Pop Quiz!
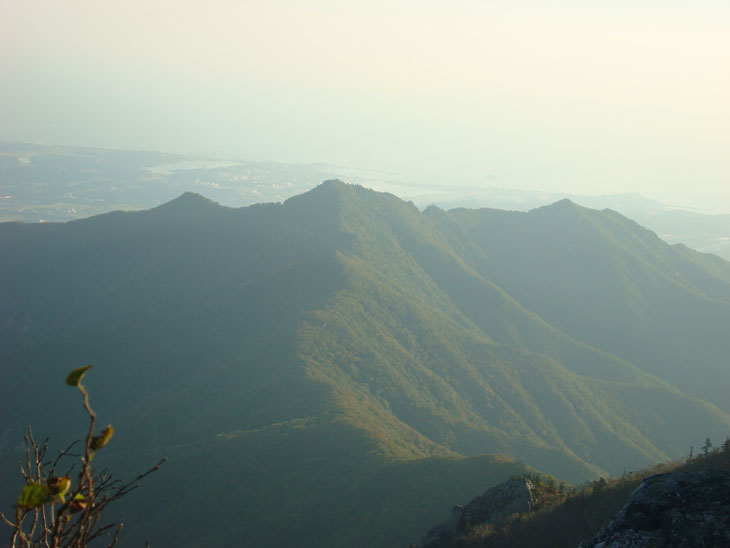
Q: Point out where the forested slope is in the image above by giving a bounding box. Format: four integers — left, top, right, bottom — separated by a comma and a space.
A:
2, 181, 728, 547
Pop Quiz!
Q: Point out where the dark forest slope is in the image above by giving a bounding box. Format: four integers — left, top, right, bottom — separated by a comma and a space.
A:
1, 181, 729, 547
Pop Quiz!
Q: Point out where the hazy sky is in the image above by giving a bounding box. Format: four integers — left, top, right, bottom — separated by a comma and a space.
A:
2, 0, 728, 211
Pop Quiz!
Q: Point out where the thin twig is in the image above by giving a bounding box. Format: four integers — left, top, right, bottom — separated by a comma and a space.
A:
11, 369, 164, 548
49, 440, 81, 478
107, 523, 124, 548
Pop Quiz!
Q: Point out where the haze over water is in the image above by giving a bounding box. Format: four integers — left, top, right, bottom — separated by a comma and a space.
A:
1, 0, 728, 212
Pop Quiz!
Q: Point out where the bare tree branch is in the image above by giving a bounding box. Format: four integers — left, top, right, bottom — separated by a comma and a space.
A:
4, 367, 164, 548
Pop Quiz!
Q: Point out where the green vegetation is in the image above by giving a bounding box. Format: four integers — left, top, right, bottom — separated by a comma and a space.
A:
440, 200, 730, 411
1, 367, 163, 547
2, 181, 729, 546
425, 437, 730, 547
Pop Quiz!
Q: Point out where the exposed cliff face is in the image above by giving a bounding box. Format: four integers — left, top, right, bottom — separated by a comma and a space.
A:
579, 470, 730, 548
419, 477, 538, 547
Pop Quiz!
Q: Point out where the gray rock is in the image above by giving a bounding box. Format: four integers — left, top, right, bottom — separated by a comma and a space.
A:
579, 470, 730, 548
419, 477, 537, 547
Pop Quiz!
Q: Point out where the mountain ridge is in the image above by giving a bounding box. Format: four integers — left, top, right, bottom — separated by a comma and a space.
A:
2, 181, 729, 547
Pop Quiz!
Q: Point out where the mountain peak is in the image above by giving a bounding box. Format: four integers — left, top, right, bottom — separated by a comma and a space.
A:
538, 198, 578, 209
319, 179, 348, 189
285, 179, 380, 212
300, 179, 350, 196
152, 192, 223, 216
528, 198, 587, 217
168, 191, 218, 207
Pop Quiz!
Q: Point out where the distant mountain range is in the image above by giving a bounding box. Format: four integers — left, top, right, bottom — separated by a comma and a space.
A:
0, 141, 366, 223
2, 141, 729, 262
394, 188, 730, 262
1, 181, 729, 547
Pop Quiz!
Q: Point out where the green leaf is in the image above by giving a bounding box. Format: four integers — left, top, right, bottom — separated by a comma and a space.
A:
47, 476, 71, 502
65, 365, 93, 387
69, 494, 87, 514
17, 483, 51, 509
90, 424, 114, 451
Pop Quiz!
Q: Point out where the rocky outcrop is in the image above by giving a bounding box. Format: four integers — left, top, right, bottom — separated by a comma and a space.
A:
579, 470, 730, 548
419, 477, 537, 547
